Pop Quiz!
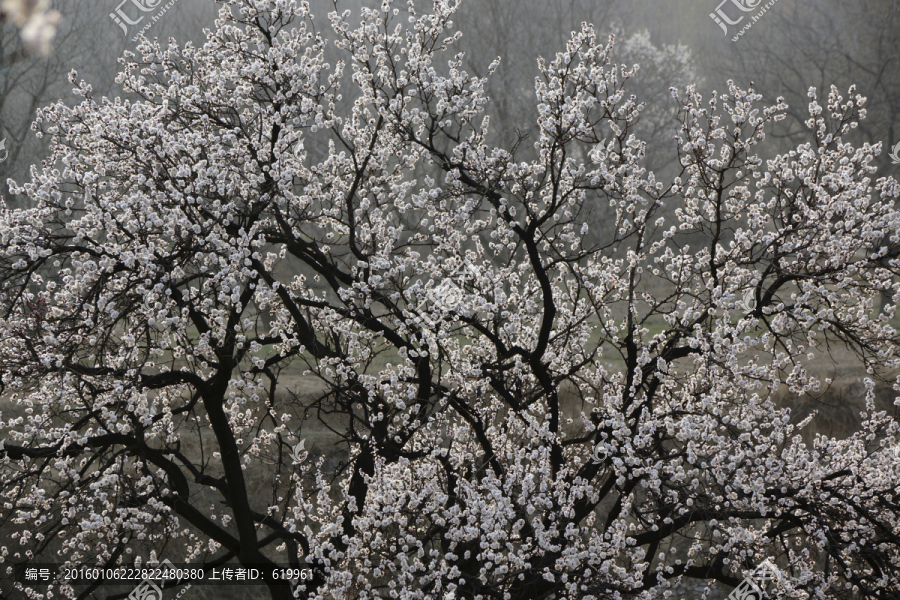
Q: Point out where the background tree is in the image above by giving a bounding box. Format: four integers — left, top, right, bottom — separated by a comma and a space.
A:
0, 0, 60, 55
0, 0, 124, 212
2, 1, 900, 600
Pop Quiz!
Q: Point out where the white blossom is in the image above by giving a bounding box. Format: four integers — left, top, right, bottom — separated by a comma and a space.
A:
0, 1, 898, 599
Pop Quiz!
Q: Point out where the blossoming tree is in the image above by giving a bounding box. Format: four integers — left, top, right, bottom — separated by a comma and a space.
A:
0, 0, 60, 54
1, 0, 899, 598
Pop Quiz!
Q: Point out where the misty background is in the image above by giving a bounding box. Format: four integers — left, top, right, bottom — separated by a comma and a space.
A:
3, 0, 897, 191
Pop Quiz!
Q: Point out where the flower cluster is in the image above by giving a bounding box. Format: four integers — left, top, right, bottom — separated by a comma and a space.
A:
0, 0, 60, 54
0, 1, 899, 598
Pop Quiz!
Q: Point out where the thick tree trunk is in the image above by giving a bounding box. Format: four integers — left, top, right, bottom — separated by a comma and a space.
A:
202, 378, 294, 599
